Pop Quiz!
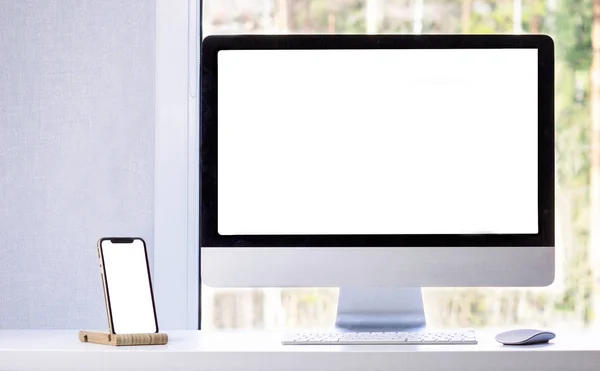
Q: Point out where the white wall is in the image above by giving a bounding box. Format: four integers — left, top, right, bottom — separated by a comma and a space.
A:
0, 0, 156, 329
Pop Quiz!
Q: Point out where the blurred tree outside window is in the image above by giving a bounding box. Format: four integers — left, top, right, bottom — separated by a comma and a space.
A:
201, 0, 600, 331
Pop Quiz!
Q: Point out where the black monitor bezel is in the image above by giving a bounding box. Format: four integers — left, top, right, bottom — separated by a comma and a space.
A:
201, 34, 554, 248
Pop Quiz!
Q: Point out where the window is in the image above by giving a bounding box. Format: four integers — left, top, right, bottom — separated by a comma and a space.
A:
201, 0, 600, 330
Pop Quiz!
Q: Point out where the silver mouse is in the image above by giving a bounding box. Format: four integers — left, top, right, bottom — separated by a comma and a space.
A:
495, 329, 556, 345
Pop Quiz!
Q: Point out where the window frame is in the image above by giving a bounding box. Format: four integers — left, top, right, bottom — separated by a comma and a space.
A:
154, 0, 201, 330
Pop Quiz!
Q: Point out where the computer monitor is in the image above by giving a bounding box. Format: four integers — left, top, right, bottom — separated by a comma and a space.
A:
200, 34, 555, 330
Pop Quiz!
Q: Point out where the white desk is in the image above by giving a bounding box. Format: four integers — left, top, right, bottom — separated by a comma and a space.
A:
1, 330, 599, 371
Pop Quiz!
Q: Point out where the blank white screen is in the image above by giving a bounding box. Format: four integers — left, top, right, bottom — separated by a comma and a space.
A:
218, 49, 538, 235
102, 239, 157, 334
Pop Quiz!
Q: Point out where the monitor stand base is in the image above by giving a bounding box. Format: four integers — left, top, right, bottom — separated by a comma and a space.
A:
334, 287, 426, 332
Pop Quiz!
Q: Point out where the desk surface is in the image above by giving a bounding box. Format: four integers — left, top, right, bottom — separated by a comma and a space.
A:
1, 330, 599, 371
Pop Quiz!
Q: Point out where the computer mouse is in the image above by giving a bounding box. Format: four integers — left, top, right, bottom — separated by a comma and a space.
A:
495, 329, 555, 345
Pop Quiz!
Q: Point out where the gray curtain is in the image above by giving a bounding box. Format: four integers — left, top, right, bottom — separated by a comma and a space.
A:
0, 0, 155, 329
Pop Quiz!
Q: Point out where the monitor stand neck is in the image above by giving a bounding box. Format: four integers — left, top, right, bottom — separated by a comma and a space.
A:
334, 287, 426, 331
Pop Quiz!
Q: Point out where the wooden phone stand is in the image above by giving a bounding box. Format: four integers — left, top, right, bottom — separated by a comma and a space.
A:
80, 238, 168, 346
78, 331, 168, 346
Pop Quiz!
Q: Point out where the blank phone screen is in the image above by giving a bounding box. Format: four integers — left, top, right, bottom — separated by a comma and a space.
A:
101, 239, 157, 334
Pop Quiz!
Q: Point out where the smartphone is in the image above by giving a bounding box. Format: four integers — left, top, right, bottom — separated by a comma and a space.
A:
97, 237, 158, 334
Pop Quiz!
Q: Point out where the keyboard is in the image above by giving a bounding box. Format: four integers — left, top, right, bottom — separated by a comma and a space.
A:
282, 330, 477, 345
